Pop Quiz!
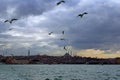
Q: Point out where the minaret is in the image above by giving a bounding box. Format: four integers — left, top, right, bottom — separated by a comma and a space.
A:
28, 50, 30, 57
2, 50, 4, 56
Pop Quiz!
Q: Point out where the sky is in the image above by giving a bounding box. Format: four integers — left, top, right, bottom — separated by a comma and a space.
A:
0, 0, 120, 58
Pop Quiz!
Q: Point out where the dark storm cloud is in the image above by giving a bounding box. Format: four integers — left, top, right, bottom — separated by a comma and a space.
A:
66, 1, 120, 50
0, 0, 57, 18
13, 0, 56, 17
41, 0, 120, 50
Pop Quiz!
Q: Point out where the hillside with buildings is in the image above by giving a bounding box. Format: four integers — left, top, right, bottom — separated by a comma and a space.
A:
0, 52, 120, 64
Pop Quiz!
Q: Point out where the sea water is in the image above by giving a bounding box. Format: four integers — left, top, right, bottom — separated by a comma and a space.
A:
0, 64, 120, 80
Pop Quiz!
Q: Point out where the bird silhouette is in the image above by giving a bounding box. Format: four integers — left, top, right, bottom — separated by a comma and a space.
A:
48, 32, 53, 35
60, 38, 66, 41
62, 31, 64, 34
8, 28, 14, 30
78, 12, 88, 18
56, 0, 65, 6
64, 46, 67, 51
4, 18, 18, 24
4, 20, 9, 23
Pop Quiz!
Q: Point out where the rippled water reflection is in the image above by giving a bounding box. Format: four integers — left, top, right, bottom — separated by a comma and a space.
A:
0, 65, 120, 80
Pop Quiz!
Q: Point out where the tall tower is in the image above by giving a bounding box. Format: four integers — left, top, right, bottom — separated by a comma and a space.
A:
28, 50, 30, 57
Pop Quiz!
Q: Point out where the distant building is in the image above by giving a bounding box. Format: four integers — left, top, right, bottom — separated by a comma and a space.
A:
12, 59, 30, 64
63, 53, 72, 58
115, 58, 120, 64
28, 50, 30, 57
0, 55, 3, 61
0, 55, 3, 58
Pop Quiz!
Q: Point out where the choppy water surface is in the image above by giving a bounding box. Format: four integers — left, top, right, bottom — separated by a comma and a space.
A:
0, 64, 120, 80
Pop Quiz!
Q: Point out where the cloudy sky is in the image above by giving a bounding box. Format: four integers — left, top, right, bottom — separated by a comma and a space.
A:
0, 0, 120, 58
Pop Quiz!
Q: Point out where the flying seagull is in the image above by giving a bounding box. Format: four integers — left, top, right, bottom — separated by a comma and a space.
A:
4, 18, 18, 24
8, 28, 14, 30
77, 12, 88, 18
48, 32, 53, 35
64, 46, 67, 51
62, 31, 64, 34
56, 0, 65, 6
60, 38, 66, 41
